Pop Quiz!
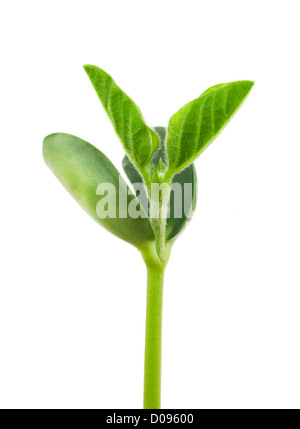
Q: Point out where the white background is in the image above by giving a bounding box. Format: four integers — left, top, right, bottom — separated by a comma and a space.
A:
1, 0, 300, 409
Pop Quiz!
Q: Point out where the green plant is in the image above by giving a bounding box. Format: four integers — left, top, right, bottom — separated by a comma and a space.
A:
43, 65, 254, 409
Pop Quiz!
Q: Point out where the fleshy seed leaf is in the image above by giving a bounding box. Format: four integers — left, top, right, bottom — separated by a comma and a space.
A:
43, 133, 155, 248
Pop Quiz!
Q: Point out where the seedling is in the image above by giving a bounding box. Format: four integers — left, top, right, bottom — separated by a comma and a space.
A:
43, 66, 253, 409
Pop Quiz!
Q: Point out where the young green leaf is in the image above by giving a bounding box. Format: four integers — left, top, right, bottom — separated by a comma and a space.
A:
84, 65, 159, 172
165, 80, 254, 177
43, 133, 155, 248
122, 127, 197, 241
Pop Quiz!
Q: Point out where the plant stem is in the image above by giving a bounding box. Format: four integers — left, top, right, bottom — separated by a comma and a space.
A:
149, 181, 171, 262
143, 262, 165, 409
